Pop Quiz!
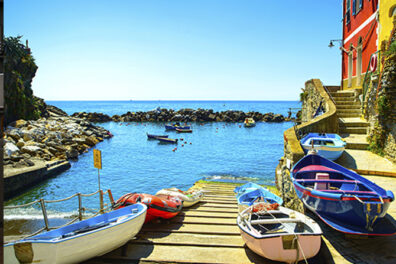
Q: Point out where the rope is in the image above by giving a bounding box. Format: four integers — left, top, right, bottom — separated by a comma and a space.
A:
4, 199, 41, 209
45, 193, 79, 203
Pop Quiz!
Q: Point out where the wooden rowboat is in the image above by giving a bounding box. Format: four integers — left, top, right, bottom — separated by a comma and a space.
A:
175, 128, 192, 133
237, 204, 322, 263
147, 133, 168, 139
4, 204, 147, 264
300, 133, 346, 161
244, 117, 256, 127
157, 137, 178, 144
292, 154, 396, 236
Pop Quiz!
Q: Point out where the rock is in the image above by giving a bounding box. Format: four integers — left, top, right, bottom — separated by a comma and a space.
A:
10, 155, 23, 162
66, 148, 79, 160
10, 119, 28, 128
8, 130, 21, 141
4, 142, 20, 156
24, 159, 35, 166
273, 114, 285, 122
84, 136, 99, 147
21, 145, 42, 155
16, 140, 25, 148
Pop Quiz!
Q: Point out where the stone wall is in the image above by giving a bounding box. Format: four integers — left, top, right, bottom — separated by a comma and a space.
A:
365, 29, 396, 162
275, 79, 338, 212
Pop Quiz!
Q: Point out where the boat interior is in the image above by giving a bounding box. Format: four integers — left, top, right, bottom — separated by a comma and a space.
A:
307, 139, 336, 146
294, 166, 376, 196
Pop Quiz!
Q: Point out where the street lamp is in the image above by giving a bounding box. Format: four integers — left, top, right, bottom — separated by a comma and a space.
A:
328, 39, 343, 48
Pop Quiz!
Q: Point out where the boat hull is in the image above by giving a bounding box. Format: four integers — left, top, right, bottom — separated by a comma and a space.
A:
147, 134, 168, 139
301, 145, 344, 161
156, 188, 204, 207
300, 133, 345, 161
4, 204, 147, 264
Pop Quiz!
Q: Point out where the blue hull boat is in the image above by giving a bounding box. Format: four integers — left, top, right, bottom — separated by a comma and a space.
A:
234, 182, 264, 199
300, 133, 346, 161
292, 154, 395, 236
165, 124, 191, 130
235, 182, 283, 212
147, 133, 168, 139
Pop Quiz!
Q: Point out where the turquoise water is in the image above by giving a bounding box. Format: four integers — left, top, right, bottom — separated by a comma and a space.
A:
5, 101, 298, 220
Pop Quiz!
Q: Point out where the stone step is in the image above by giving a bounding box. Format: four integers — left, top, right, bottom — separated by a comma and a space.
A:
336, 104, 361, 110
337, 112, 361, 118
333, 97, 356, 102
339, 127, 367, 134
339, 118, 368, 127
330, 91, 355, 97
334, 100, 361, 105
337, 109, 361, 114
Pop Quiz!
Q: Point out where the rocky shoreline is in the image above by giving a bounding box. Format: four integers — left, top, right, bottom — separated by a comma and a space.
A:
4, 116, 112, 171
72, 108, 292, 123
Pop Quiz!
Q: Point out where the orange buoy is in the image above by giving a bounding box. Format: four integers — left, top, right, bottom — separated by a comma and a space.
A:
190, 142, 192, 145
184, 141, 187, 144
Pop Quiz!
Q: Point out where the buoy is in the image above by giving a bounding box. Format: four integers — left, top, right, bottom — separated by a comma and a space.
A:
180, 138, 184, 141
181, 144, 184, 147
370, 54, 377, 72
190, 142, 192, 145
184, 141, 187, 144
239, 125, 241, 128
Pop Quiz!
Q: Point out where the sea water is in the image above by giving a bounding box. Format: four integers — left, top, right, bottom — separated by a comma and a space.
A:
4, 101, 299, 233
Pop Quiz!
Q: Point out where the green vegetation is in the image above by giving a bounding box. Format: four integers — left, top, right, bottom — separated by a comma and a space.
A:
384, 40, 396, 57
4, 36, 43, 125
367, 121, 387, 156
299, 88, 308, 102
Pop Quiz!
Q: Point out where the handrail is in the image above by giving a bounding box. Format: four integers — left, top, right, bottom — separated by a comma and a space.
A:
4, 189, 114, 239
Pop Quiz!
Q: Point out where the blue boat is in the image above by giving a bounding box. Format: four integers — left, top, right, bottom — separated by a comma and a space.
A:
165, 123, 191, 130
291, 154, 395, 236
300, 133, 346, 161
234, 182, 264, 199
147, 133, 168, 139
4, 204, 147, 263
157, 137, 178, 144
235, 182, 283, 212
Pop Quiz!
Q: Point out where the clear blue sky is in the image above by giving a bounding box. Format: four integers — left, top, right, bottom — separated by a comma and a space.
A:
6, 0, 342, 101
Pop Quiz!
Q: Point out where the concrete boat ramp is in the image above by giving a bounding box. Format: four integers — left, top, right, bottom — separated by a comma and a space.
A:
86, 182, 326, 264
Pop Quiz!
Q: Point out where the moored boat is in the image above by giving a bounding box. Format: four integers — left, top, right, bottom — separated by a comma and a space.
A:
147, 133, 169, 139
237, 187, 283, 213
4, 204, 147, 264
292, 154, 396, 236
175, 128, 192, 133
165, 123, 191, 130
244, 117, 256, 127
114, 193, 183, 223
234, 182, 267, 199
156, 188, 204, 207
237, 204, 322, 263
157, 137, 178, 144
300, 133, 346, 161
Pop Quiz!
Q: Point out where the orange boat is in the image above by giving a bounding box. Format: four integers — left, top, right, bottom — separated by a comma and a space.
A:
114, 193, 183, 223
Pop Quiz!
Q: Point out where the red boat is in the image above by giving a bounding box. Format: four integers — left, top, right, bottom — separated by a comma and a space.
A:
114, 193, 183, 223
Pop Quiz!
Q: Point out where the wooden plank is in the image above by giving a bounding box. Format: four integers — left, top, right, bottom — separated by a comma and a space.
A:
141, 222, 241, 235
201, 200, 237, 204
184, 207, 238, 213
179, 211, 237, 218
95, 244, 269, 264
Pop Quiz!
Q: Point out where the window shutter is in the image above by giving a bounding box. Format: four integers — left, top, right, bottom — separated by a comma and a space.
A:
352, 0, 356, 15
359, 0, 363, 9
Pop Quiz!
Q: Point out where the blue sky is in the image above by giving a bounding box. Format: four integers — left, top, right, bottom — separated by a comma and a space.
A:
6, 0, 342, 101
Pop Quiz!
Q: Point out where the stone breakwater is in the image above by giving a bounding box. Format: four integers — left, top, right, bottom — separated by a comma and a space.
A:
3, 117, 112, 170
71, 108, 291, 123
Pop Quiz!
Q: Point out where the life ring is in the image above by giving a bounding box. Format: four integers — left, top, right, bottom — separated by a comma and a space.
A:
370, 54, 377, 72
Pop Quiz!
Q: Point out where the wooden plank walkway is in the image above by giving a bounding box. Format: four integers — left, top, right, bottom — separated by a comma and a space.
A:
85, 183, 288, 263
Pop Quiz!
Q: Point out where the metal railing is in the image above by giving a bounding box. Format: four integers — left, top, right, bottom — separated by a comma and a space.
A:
4, 189, 115, 239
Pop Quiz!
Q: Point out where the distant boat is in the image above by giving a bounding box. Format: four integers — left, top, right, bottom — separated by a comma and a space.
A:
4, 204, 147, 264
175, 128, 192, 133
165, 123, 191, 130
157, 137, 178, 144
300, 133, 346, 161
244, 118, 256, 127
156, 188, 204, 207
292, 154, 396, 236
237, 204, 322, 263
147, 133, 168, 139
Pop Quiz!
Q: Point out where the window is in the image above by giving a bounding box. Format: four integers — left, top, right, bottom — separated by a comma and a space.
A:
346, 0, 351, 24
353, 0, 363, 16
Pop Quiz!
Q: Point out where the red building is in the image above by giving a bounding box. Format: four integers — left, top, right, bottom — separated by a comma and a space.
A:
342, 0, 378, 90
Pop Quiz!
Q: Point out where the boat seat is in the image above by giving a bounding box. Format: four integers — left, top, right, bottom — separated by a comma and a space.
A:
314, 173, 329, 190
251, 218, 303, 225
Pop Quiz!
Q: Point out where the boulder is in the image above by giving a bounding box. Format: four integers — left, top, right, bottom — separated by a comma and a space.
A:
11, 119, 28, 128
84, 136, 99, 147
16, 140, 25, 148
4, 142, 20, 156
66, 148, 79, 160
21, 146, 42, 155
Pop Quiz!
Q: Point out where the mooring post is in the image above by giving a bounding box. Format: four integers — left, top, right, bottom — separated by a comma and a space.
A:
107, 189, 115, 206
40, 199, 50, 231
100, 189, 104, 214
77, 193, 83, 221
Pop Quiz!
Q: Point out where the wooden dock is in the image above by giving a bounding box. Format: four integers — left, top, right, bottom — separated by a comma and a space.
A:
86, 182, 284, 263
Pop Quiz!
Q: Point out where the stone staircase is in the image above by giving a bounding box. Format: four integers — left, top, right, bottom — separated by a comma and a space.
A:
330, 90, 369, 150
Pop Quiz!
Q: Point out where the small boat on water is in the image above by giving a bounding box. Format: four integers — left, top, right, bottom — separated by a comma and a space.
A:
292, 154, 396, 236
114, 193, 183, 223
147, 133, 169, 139
156, 188, 204, 207
244, 117, 256, 127
165, 123, 191, 130
4, 204, 147, 264
175, 128, 192, 133
300, 133, 346, 161
157, 137, 178, 144
237, 204, 322, 263
237, 187, 283, 213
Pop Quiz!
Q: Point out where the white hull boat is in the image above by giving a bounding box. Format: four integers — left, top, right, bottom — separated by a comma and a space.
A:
237, 204, 322, 263
4, 204, 147, 264
156, 188, 204, 207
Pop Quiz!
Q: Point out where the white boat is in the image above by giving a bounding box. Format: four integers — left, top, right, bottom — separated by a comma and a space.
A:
244, 117, 256, 127
4, 204, 147, 264
237, 204, 322, 263
156, 187, 204, 207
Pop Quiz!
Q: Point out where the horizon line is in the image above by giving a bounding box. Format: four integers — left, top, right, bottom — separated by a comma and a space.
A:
45, 99, 300, 102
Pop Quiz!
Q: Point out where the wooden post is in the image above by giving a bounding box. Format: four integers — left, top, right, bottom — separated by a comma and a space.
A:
40, 199, 50, 231
78, 193, 83, 221
107, 189, 115, 206
100, 190, 104, 214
